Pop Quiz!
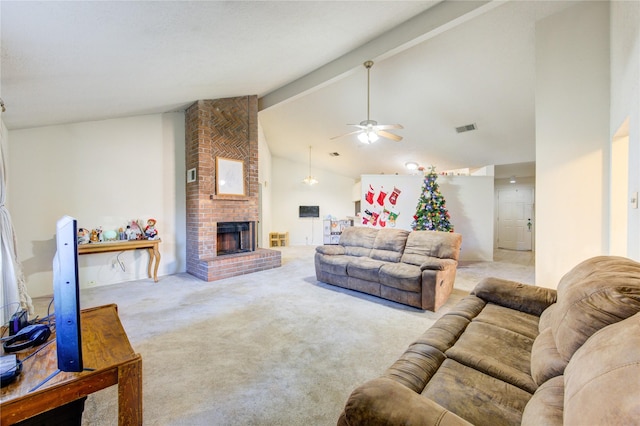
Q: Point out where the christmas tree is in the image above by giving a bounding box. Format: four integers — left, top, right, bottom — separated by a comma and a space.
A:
411, 166, 454, 232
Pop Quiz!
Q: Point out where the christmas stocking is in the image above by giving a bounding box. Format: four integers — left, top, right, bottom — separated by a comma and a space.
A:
376, 188, 387, 206
388, 211, 399, 227
362, 209, 373, 225
371, 211, 380, 227
389, 187, 401, 205
379, 209, 390, 228
365, 185, 375, 205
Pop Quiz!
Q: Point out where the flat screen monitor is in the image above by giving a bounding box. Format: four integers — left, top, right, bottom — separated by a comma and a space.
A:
53, 215, 83, 372
299, 205, 319, 218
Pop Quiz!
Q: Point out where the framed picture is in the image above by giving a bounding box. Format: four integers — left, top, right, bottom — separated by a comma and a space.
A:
216, 157, 245, 196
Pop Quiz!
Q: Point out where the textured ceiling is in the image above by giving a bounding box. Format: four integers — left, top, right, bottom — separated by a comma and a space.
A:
1, 0, 575, 179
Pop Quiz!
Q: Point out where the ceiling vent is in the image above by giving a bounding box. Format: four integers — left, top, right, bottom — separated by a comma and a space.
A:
455, 123, 477, 133
329, 152, 340, 157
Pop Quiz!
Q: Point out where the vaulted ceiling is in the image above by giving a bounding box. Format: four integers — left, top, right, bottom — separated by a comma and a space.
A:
1, 1, 574, 180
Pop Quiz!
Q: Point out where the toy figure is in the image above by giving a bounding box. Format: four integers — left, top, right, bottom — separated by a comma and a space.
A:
144, 218, 158, 240
78, 228, 90, 245
129, 220, 143, 240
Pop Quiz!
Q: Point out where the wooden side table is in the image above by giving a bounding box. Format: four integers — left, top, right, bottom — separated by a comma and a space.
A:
78, 239, 161, 282
1, 304, 143, 425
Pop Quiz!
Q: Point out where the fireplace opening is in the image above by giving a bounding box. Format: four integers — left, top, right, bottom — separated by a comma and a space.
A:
216, 221, 256, 256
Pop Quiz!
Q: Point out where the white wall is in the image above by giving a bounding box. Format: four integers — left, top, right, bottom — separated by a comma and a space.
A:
271, 156, 355, 245
611, 0, 640, 259
535, 1, 610, 288
440, 175, 494, 261
257, 121, 273, 248
358, 174, 494, 261
7, 113, 186, 297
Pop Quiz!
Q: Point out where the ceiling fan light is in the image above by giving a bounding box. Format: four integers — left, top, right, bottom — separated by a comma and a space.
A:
358, 132, 370, 144
405, 162, 419, 170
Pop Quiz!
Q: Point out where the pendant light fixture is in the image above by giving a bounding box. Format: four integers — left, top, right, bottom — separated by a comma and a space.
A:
302, 146, 318, 185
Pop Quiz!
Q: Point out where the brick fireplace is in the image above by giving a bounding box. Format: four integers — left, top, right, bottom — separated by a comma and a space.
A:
185, 96, 281, 281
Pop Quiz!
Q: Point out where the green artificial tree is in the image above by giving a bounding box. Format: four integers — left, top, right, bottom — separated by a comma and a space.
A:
411, 166, 454, 232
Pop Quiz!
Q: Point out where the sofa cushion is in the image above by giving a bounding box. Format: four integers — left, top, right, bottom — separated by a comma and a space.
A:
520, 376, 564, 426
401, 231, 462, 266
369, 228, 409, 262
538, 303, 555, 332
445, 295, 487, 321
347, 257, 386, 282
445, 321, 537, 393
315, 253, 353, 275
412, 313, 471, 353
340, 377, 474, 426
422, 359, 531, 426
549, 255, 640, 362
473, 303, 540, 339
383, 343, 446, 393
471, 277, 557, 316
529, 327, 567, 386
315, 244, 345, 256
338, 227, 378, 257
378, 262, 421, 292
563, 312, 640, 425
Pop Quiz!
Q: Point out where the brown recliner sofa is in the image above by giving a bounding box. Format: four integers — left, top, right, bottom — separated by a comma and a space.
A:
315, 227, 462, 311
338, 255, 640, 425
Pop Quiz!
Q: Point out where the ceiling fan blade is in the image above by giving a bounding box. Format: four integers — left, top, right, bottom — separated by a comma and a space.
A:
376, 130, 403, 142
330, 129, 364, 140
374, 124, 404, 130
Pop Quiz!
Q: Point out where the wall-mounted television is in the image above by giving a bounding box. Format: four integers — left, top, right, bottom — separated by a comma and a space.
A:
299, 205, 320, 218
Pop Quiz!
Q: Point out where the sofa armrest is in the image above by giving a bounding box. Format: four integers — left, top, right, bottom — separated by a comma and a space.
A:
471, 277, 557, 316
315, 245, 345, 255
420, 257, 457, 271
339, 378, 473, 426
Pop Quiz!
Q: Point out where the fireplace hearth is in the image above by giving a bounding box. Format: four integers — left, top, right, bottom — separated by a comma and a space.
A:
216, 221, 255, 256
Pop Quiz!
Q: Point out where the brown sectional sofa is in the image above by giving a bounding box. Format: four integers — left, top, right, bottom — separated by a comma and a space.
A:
314, 227, 462, 311
338, 255, 640, 425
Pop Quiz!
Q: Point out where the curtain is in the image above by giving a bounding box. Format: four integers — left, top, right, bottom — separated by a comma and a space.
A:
1, 138, 34, 324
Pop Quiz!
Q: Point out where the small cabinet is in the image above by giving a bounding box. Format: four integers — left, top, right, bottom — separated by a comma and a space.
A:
269, 232, 289, 247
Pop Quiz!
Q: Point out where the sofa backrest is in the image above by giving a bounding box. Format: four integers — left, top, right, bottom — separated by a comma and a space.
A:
400, 231, 462, 266
369, 229, 410, 262
548, 255, 640, 362
562, 311, 640, 424
338, 227, 378, 257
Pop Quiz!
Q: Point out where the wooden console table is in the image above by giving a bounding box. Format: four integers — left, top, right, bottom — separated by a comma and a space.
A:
78, 239, 161, 282
1, 304, 142, 425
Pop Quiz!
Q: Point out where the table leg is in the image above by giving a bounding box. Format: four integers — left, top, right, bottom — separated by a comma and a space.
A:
153, 245, 160, 282
147, 244, 160, 282
147, 248, 153, 280
118, 357, 143, 426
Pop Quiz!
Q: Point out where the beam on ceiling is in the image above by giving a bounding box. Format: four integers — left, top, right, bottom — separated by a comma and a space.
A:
258, 0, 500, 111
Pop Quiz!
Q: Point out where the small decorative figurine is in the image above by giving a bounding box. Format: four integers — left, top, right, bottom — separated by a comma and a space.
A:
125, 225, 132, 240
78, 228, 90, 245
129, 220, 143, 240
144, 218, 158, 240
90, 229, 99, 243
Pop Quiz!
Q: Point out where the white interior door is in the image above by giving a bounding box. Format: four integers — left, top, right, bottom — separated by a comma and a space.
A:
497, 187, 533, 250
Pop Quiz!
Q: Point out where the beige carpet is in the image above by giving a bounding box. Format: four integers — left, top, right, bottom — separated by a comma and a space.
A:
30, 246, 534, 426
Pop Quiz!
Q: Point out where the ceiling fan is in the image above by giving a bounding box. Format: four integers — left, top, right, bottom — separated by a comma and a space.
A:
331, 60, 403, 144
